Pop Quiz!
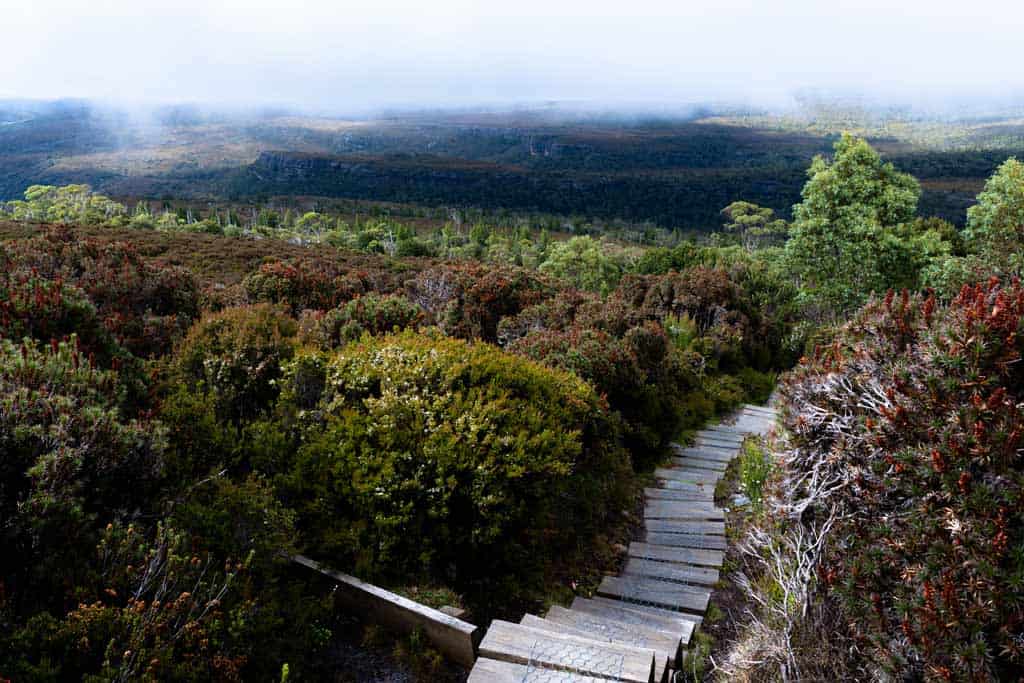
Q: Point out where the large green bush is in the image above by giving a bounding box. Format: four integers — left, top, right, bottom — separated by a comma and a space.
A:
175, 304, 299, 426
278, 331, 632, 606
298, 292, 425, 350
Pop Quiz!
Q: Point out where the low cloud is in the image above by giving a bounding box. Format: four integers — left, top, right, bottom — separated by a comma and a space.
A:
4, 0, 1024, 114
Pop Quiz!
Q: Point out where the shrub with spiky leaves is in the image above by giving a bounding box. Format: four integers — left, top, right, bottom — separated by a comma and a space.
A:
782, 280, 1024, 681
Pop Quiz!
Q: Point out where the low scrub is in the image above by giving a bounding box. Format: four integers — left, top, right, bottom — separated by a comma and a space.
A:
777, 281, 1024, 680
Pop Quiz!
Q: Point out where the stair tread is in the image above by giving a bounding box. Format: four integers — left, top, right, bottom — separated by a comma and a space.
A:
624, 558, 720, 586
645, 531, 728, 551
571, 596, 698, 640
629, 542, 725, 567
597, 575, 711, 614
478, 620, 657, 683
644, 519, 725, 535
468, 657, 607, 683
644, 487, 714, 503
586, 595, 704, 627
542, 607, 678, 677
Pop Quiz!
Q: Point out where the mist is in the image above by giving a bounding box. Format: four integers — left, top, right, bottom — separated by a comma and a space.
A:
4, 0, 1024, 116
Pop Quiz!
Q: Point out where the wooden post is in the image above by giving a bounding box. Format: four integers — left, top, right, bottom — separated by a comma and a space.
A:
292, 554, 481, 667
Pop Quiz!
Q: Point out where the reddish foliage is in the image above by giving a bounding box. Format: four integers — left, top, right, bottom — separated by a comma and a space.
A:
783, 278, 1024, 680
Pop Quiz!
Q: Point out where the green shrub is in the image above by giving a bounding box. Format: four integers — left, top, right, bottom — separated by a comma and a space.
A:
279, 331, 632, 608
176, 304, 298, 425
0, 336, 166, 616
298, 293, 425, 350
737, 439, 772, 511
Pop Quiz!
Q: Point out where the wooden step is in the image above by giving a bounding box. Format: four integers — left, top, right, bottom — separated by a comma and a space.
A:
737, 411, 776, 423
675, 445, 737, 461
696, 428, 744, 442
742, 404, 778, 415
693, 435, 742, 449
645, 532, 728, 551
478, 620, 657, 683
702, 425, 749, 437
624, 558, 719, 586
519, 613, 678, 681
654, 468, 722, 485
597, 576, 711, 614
669, 457, 728, 472
545, 605, 682, 670
672, 441, 736, 457
645, 487, 714, 503
644, 519, 725, 535
629, 542, 724, 568
468, 657, 606, 683
586, 595, 704, 628
655, 478, 715, 496
520, 612, 596, 640
570, 597, 697, 642
645, 500, 725, 521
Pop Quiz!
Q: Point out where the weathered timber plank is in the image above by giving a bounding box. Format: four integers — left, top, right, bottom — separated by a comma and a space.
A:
676, 446, 736, 461
478, 620, 656, 683
696, 428, 744, 441
522, 612, 672, 682
629, 542, 724, 568
570, 597, 698, 640
624, 558, 719, 586
545, 605, 681, 670
292, 554, 479, 666
519, 613, 608, 644
742, 404, 778, 415
676, 441, 737, 456
693, 435, 742, 448
702, 425, 750, 436
587, 596, 704, 628
692, 442, 740, 455
644, 519, 725, 535
644, 487, 714, 502
654, 468, 722, 484
655, 478, 715, 495
669, 457, 728, 472
672, 441, 735, 456
645, 500, 725, 521
645, 498, 721, 514
597, 576, 711, 614
467, 658, 605, 683
645, 532, 728, 551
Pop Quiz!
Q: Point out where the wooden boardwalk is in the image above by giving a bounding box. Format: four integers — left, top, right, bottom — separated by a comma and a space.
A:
468, 404, 778, 682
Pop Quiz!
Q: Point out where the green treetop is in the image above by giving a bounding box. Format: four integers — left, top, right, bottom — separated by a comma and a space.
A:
720, 201, 789, 249
785, 134, 923, 316
965, 157, 1024, 271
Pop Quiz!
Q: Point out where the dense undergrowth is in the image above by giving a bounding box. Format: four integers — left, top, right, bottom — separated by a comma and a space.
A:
2, 134, 1022, 681
721, 284, 1024, 682
0, 213, 785, 680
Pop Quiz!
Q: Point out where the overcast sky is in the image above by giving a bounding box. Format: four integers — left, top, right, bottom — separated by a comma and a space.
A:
3, 0, 1023, 113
